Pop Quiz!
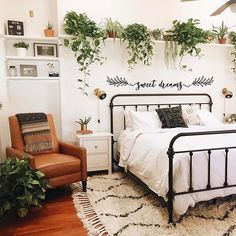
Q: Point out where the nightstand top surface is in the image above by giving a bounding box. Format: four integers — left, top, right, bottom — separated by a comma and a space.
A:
76, 132, 113, 138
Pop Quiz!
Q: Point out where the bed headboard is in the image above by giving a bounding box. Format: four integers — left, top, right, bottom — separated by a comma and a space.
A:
109, 93, 213, 163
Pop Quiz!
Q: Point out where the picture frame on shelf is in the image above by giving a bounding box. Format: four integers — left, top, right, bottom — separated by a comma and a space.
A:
7, 20, 24, 36
20, 64, 38, 77
33, 43, 57, 57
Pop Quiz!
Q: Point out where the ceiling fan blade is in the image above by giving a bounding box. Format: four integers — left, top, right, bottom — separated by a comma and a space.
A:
211, 0, 236, 16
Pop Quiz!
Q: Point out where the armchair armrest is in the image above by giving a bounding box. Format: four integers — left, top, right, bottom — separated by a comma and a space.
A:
6, 147, 36, 169
59, 141, 87, 180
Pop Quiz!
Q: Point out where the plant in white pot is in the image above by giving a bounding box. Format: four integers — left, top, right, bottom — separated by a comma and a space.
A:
13, 41, 29, 56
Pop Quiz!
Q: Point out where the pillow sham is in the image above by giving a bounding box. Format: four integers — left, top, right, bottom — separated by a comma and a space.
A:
196, 109, 222, 127
182, 105, 201, 126
124, 110, 133, 129
156, 106, 187, 128
129, 110, 161, 130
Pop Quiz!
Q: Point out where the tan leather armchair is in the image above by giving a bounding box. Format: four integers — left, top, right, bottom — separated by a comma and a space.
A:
6, 114, 87, 191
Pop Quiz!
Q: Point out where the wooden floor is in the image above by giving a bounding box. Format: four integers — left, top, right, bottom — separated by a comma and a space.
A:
0, 187, 88, 236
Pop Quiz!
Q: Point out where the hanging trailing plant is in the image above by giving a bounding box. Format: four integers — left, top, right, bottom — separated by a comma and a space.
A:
63, 11, 105, 95
122, 23, 154, 69
168, 18, 207, 72
229, 31, 236, 73
163, 33, 178, 69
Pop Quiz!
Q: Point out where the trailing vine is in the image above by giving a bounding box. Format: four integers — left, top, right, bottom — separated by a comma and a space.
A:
122, 23, 154, 69
63, 11, 105, 95
168, 18, 207, 72
229, 31, 236, 73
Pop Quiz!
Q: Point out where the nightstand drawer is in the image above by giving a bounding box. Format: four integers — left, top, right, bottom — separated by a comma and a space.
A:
83, 139, 107, 154
88, 154, 108, 168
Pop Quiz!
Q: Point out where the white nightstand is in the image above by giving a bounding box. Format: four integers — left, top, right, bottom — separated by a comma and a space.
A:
76, 132, 113, 174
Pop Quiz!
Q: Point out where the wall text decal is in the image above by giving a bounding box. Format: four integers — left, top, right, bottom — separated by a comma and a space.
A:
106, 76, 214, 91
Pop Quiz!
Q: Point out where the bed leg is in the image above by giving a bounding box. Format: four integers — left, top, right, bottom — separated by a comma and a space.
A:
167, 147, 174, 224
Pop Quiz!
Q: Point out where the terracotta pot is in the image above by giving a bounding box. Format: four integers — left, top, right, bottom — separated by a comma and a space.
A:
108, 31, 117, 38
218, 37, 226, 44
44, 29, 54, 37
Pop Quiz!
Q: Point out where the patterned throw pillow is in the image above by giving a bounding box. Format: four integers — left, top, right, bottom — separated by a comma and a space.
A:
156, 106, 187, 128
182, 105, 201, 126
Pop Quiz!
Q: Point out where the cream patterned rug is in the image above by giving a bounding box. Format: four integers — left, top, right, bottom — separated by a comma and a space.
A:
71, 172, 236, 236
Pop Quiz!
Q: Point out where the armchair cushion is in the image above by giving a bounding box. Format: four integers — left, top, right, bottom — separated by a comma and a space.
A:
34, 153, 81, 178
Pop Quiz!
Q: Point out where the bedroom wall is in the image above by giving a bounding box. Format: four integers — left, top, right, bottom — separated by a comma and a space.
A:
58, 0, 236, 142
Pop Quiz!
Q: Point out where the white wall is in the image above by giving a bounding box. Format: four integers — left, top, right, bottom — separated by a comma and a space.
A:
58, 0, 236, 142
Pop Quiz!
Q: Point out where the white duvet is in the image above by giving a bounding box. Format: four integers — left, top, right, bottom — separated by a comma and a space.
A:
117, 125, 236, 215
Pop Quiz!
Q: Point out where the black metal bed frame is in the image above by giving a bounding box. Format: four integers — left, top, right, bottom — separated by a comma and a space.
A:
109, 93, 236, 223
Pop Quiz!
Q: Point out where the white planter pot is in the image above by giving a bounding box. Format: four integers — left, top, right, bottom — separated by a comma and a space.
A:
16, 48, 27, 56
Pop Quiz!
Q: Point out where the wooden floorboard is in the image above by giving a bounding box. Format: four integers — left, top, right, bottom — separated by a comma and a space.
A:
0, 187, 88, 236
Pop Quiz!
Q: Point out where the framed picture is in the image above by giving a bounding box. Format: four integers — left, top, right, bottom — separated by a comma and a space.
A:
20, 65, 38, 77
7, 20, 24, 36
33, 43, 57, 57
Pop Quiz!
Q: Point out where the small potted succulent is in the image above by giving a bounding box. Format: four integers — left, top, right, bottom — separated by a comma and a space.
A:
76, 116, 92, 131
102, 18, 123, 38
212, 21, 228, 44
13, 41, 29, 56
44, 22, 54, 37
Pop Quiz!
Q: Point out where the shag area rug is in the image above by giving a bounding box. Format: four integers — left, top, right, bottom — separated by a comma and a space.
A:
71, 172, 236, 236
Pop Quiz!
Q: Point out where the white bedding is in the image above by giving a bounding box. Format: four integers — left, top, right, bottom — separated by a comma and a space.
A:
117, 124, 236, 215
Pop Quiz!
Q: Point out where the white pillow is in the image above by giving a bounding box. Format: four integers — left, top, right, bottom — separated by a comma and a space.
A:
182, 105, 201, 126
129, 110, 161, 130
124, 110, 132, 129
196, 109, 222, 127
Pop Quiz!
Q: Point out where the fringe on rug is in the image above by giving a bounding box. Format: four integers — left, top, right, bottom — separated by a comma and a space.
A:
71, 183, 109, 236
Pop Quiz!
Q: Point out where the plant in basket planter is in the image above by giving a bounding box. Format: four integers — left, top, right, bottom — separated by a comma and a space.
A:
212, 21, 228, 44
102, 18, 124, 39
44, 22, 54, 37
122, 23, 154, 69
63, 11, 105, 95
229, 31, 236, 73
76, 116, 92, 134
0, 157, 50, 219
13, 41, 29, 56
168, 18, 207, 71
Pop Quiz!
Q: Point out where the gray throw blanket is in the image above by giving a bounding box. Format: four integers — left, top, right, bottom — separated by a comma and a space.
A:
16, 113, 52, 153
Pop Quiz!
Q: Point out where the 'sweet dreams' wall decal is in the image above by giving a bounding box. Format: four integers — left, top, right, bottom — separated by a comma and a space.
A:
106, 76, 214, 91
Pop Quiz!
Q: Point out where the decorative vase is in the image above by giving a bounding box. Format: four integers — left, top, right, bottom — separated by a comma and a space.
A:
16, 48, 26, 56
218, 37, 226, 44
80, 124, 87, 131
44, 29, 54, 37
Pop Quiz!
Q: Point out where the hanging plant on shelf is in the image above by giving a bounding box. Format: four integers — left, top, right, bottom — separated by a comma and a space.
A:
229, 31, 236, 73
168, 18, 207, 72
63, 11, 106, 95
163, 33, 178, 69
101, 18, 124, 39
122, 23, 154, 70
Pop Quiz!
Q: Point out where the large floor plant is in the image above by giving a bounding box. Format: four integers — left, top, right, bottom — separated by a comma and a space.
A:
63, 11, 105, 95
168, 18, 207, 71
122, 23, 154, 69
0, 157, 50, 218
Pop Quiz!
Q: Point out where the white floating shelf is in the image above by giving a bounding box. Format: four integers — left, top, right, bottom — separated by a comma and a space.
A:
7, 76, 60, 81
4, 35, 59, 41
5, 56, 59, 61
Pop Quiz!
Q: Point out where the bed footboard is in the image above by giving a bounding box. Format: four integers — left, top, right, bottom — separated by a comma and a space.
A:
167, 129, 236, 223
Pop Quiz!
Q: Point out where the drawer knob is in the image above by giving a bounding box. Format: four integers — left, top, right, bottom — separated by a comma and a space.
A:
94, 145, 98, 149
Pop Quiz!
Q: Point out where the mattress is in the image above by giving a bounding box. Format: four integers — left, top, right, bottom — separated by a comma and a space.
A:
117, 125, 236, 215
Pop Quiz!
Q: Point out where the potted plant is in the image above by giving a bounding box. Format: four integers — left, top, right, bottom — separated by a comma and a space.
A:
63, 11, 105, 95
44, 22, 54, 37
76, 116, 92, 133
13, 41, 29, 56
168, 18, 206, 71
102, 18, 123, 38
229, 31, 236, 73
151, 28, 164, 41
122, 23, 154, 69
0, 157, 50, 219
212, 21, 228, 44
